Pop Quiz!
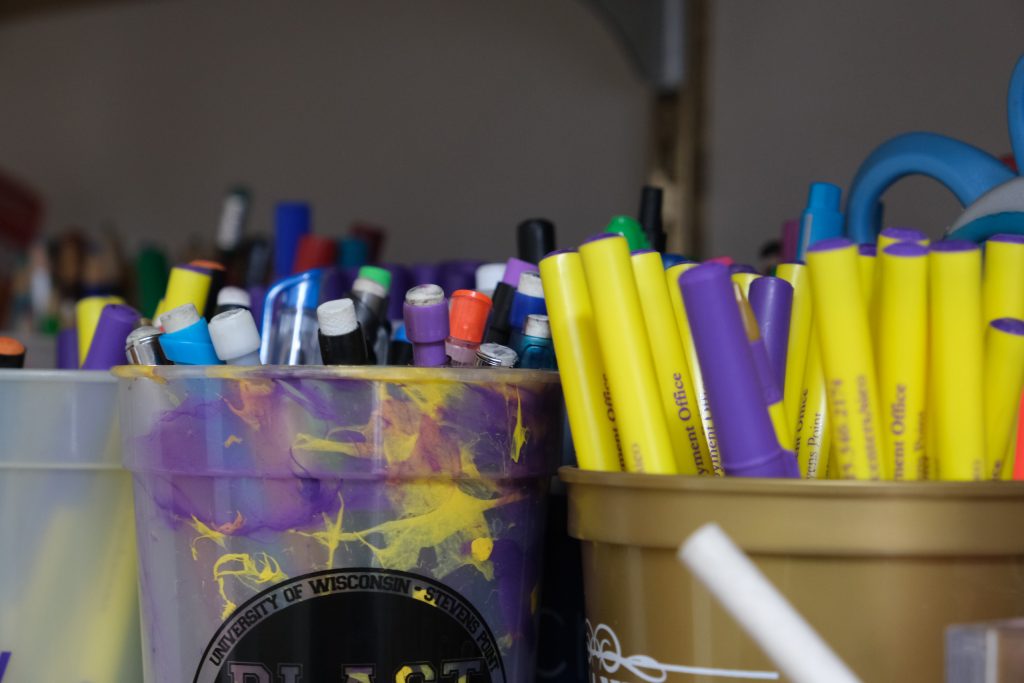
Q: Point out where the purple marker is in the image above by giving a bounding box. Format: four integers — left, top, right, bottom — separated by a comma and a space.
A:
379, 263, 411, 321
439, 260, 481, 296
679, 262, 797, 478
729, 263, 758, 275
748, 276, 793, 389
409, 263, 441, 287
858, 243, 877, 257
403, 284, 449, 367
82, 303, 140, 370
57, 327, 78, 369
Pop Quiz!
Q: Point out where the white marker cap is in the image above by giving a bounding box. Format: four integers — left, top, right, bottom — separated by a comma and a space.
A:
475, 262, 505, 296
209, 308, 261, 362
161, 303, 201, 333
405, 284, 445, 307
523, 314, 551, 339
216, 286, 251, 309
517, 271, 544, 298
317, 298, 359, 337
352, 277, 387, 300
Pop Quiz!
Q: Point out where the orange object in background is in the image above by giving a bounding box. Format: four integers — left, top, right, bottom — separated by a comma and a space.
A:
0, 167, 42, 249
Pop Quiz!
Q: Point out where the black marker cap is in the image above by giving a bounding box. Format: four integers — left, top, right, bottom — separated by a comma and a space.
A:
638, 186, 666, 253
483, 282, 516, 345
517, 218, 556, 265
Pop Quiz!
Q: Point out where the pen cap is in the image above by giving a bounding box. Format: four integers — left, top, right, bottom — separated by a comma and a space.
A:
216, 286, 251, 312
476, 342, 518, 367
679, 262, 791, 477
403, 285, 449, 343
509, 272, 547, 330
605, 215, 650, 251
449, 289, 493, 343
209, 308, 261, 362
82, 303, 140, 370
0, 337, 26, 368
125, 325, 167, 365
379, 263, 410, 321
879, 227, 928, 248
292, 234, 338, 273
523, 313, 551, 339
475, 262, 505, 297
501, 258, 537, 288
638, 185, 666, 253
806, 182, 841, 212
358, 265, 392, 292
798, 182, 844, 259
162, 265, 212, 317
215, 188, 249, 252
317, 298, 359, 336
273, 202, 311, 279
517, 218, 556, 264
410, 263, 441, 287
339, 236, 370, 269
161, 303, 202, 333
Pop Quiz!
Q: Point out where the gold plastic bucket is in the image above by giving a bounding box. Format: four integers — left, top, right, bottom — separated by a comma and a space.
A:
562, 467, 1024, 682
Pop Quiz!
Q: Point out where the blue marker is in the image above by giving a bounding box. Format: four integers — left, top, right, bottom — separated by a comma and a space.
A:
158, 303, 221, 365
507, 271, 546, 351
513, 314, 557, 370
796, 182, 844, 261
273, 202, 311, 280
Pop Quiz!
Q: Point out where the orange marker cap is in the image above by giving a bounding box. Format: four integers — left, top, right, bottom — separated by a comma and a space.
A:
189, 259, 226, 272
449, 289, 493, 343
0, 337, 26, 355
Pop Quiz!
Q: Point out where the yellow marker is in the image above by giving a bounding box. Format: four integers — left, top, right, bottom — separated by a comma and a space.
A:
777, 263, 812, 432
794, 333, 830, 478
666, 263, 724, 475
734, 284, 793, 450
158, 265, 212, 319
631, 251, 713, 475
858, 245, 877, 334
75, 295, 125, 366
876, 242, 928, 480
984, 318, 1024, 479
982, 234, 1024, 324
806, 238, 886, 480
877, 227, 929, 253
929, 240, 985, 480
578, 234, 676, 474
731, 272, 760, 298
539, 251, 624, 472
1002, 399, 1021, 480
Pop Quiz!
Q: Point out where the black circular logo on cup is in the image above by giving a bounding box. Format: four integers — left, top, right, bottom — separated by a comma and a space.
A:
193, 568, 504, 683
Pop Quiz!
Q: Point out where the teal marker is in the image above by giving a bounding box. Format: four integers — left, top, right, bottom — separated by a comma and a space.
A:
513, 314, 556, 369
796, 182, 844, 261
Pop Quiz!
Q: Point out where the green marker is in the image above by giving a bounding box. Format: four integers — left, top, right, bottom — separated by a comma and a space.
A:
605, 215, 650, 251
358, 265, 391, 290
136, 247, 169, 319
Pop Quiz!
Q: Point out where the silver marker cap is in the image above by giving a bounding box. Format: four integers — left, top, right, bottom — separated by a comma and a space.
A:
475, 342, 518, 368
125, 326, 170, 366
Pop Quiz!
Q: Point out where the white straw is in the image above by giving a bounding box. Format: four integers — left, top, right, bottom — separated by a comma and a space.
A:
678, 523, 862, 683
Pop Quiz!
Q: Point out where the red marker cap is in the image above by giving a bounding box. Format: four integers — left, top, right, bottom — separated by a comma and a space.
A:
449, 290, 493, 343
292, 234, 338, 273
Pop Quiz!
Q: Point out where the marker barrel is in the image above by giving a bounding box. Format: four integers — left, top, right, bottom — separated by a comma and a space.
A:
794, 334, 830, 478
579, 234, 676, 474
749, 276, 793, 390
540, 250, 623, 472
984, 318, 1024, 479
806, 238, 885, 480
638, 185, 666, 253
929, 240, 985, 480
159, 265, 212, 320
983, 233, 1024, 324
679, 262, 794, 477
666, 263, 723, 475
777, 264, 812, 433
76, 295, 124, 366
877, 242, 928, 480
517, 218, 556, 265
82, 303, 140, 370
631, 250, 712, 475
877, 227, 928, 253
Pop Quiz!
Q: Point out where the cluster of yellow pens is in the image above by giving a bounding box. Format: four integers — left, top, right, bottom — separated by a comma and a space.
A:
801, 232, 1024, 481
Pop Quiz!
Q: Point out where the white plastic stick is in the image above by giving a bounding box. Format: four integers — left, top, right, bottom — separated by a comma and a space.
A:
678, 523, 862, 683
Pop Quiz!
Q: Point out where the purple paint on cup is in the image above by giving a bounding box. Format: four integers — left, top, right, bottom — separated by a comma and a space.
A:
403, 285, 449, 367
678, 262, 796, 478
501, 258, 538, 289
748, 276, 793, 388
82, 303, 140, 370
880, 227, 927, 244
